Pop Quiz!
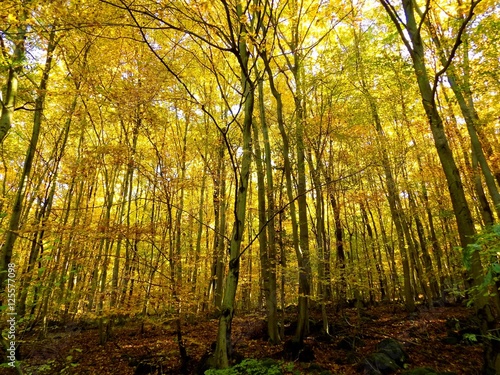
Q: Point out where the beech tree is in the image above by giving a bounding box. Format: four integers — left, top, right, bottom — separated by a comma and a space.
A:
379, 0, 499, 372
1, 0, 499, 372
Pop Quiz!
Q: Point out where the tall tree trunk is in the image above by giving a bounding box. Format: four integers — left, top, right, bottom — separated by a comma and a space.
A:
98, 170, 116, 345
193, 165, 207, 298
326, 177, 347, 307
117, 114, 140, 307
409, 192, 439, 300
425, 14, 500, 211
214, 2, 255, 365
260, 50, 307, 341
360, 202, 386, 302
214, 150, 227, 310
369, 95, 415, 312
0, 30, 56, 299
353, 25, 414, 309
290, 19, 312, 342
381, 1, 497, 371
255, 77, 280, 343
309, 158, 329, 332
0, 7, 27, 144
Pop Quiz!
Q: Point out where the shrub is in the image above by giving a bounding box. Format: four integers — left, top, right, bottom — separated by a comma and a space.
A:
204, 358, 282, 375
463, 224, 500, 303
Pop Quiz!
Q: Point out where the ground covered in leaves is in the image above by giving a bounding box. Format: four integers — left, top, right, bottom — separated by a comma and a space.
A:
2, 303, 484, 375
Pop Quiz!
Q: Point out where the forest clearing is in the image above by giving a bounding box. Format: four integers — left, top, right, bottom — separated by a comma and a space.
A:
0, 0, 499, 374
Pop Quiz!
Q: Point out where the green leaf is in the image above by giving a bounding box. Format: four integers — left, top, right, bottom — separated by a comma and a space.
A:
463, 333, 477, 342
492, 263, 500, 274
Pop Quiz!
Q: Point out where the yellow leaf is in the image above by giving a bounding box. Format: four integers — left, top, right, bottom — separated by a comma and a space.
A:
7, 14, 17, 24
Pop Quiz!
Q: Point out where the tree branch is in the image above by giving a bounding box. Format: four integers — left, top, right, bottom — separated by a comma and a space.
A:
379, 0, 414, 56
431, 0, 482, 99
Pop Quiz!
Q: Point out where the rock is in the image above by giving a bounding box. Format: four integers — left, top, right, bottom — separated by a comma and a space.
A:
376, 338, 408, 366
432, 299, 445, 307
358, 352, 400, 375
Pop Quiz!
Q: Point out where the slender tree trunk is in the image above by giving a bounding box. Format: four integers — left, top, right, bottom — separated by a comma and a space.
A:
291, 36, 312, 344
375, 201, 399, 301
382, 1, 497, 371
255, 77, 279, 343
211, 131, 227, 311
260, 48, 309, 343
354, 27, 414, 308
368, 95, 415, 311
327, 179, 346, 307
0, 9, 27, 144
361, 202, 386, 302
193, 165, 207, 297
98, 172, 116, 345
368, 203, 389, 301
309, 158, 329, 332
213, 84, 254, 368
425, 16, 500, 215
214, 2, 255, 365
0, 30, 56, 299
117, 115, 140, 307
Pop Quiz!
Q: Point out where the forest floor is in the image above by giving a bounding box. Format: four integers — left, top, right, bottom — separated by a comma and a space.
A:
2, 303, 484, 375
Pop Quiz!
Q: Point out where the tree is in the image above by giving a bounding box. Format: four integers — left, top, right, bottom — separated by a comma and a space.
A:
0, 27, 57, 301
379, 0, 499, 372
0, 0, 28, 144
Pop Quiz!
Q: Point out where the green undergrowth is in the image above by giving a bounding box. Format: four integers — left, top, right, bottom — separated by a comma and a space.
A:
204, 358, 334, 375
204, 358, 287, 375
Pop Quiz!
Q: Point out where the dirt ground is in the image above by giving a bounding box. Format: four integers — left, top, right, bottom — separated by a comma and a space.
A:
2, 303, 484, 374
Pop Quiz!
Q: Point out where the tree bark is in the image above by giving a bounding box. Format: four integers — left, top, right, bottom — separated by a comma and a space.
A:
214, 1, 255, 366
0, 7, 27, 144
0, 30, 56, 298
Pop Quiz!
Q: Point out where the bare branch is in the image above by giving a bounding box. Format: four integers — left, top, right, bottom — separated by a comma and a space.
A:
239, 162, 376, 259
431, 0, 482, 99
379, 0, 414, 56
100, 0, 235, 52
415, 0, 432, 33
